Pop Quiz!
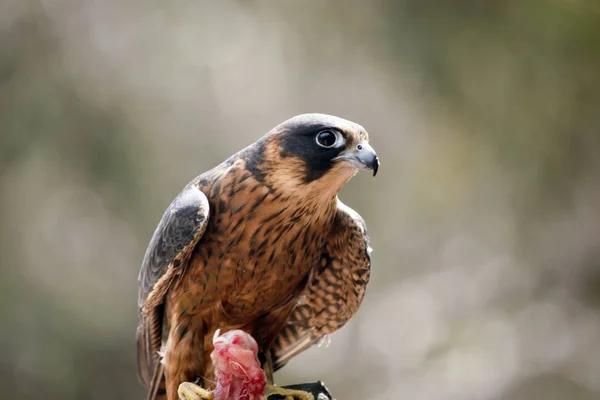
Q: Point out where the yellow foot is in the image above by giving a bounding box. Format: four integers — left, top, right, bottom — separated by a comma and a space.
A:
178, 381, 213, 400
265, 384, 314, 400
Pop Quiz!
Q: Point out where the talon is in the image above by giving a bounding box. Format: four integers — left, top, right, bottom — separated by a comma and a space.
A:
178, 381, 213, 400
265, 384, 314, 400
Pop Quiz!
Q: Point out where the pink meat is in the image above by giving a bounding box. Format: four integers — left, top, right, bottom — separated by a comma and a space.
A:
210, 330, 267, 400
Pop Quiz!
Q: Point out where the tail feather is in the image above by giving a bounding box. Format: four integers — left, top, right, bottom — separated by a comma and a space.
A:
270, 304, 316, 371
148, 363, 167, 400
136, 325, 152, 386
137, 305, 166, 398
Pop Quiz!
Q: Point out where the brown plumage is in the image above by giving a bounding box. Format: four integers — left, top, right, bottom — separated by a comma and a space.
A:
137, 114, 379, 400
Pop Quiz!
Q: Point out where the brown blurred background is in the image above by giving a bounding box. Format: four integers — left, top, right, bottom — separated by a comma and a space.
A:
1, 1, 600, 399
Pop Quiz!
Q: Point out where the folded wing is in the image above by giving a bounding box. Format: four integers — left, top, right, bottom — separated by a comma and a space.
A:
271, 200, 372, 370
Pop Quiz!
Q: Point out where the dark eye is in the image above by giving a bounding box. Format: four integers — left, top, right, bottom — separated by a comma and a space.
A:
316, 130, 341, 148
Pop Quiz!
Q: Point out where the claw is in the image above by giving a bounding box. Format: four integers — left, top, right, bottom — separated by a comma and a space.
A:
178, 381, 213, 400
265, 384, 314, 400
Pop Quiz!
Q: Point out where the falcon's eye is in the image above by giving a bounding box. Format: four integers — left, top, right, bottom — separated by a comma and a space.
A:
315, 130, 343, 148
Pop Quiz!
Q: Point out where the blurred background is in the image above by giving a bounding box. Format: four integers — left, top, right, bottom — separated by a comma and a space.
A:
1, 1, 599, 399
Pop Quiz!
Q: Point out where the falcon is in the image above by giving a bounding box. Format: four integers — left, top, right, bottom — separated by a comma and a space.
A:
137, 114, 379, 400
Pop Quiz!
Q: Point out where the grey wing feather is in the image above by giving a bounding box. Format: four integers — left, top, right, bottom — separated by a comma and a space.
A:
136, 183, 210, 387
270, 199, 372, 370
138, 184, 210, 308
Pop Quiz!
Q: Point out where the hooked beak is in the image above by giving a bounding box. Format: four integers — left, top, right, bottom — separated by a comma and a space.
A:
333, 142, 380, 176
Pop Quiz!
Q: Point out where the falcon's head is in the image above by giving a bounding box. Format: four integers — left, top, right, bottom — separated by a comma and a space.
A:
247, 113, 379, 195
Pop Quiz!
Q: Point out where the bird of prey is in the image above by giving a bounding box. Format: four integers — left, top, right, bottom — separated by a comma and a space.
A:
137, 114, 379, 400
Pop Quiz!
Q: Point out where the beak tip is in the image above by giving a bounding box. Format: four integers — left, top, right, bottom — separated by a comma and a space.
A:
372, 157, 380, 177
